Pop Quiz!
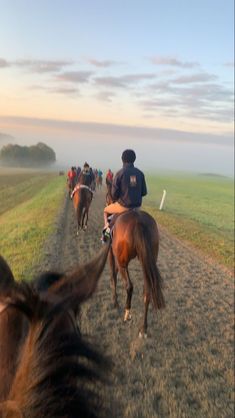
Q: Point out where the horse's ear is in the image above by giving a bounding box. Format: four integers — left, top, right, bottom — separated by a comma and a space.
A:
0, 256, 15, 293
0, 255, 16, 314
0, 401, 23, 418
51, 243, 110, 303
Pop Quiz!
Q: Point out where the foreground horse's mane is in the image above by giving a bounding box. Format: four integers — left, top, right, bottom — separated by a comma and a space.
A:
2, 284, 107, 418
0, 244, 110, 418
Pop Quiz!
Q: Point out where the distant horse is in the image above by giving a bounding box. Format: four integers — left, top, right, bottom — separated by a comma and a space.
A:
108, 210, 165, 337
72, 171, 94, 234
96, 175, 103, 190
67, 176, 76, 196
0, 244, 110, 417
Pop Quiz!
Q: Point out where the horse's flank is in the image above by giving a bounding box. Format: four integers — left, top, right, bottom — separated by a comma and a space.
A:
109, 209, 165, 335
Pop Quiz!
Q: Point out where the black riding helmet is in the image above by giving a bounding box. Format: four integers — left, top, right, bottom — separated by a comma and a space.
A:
121, 149, 136, 163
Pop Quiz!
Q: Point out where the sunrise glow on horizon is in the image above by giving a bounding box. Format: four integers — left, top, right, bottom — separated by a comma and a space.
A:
0, 0, 234, 174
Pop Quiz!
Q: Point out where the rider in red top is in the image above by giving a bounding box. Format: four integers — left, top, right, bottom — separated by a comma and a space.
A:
106, 169, 113, 185
67, 167, 76, 190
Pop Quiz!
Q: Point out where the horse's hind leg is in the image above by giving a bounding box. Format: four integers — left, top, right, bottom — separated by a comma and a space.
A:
82, 209, 87, 230
139, 284, 150, 338
119, 266, 133, 321
109, 249, 119, 308
85, 206, 89, 229
76, 209, 81, 235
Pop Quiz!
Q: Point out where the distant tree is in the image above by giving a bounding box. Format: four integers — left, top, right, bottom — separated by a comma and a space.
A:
0, 142, 56, 167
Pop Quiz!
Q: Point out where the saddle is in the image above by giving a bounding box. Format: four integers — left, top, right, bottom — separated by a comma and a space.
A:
107, 208, 140, 235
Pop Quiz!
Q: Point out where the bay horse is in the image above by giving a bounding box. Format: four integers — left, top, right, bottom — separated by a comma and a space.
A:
96, 175, 103, 190
0, 244, 110, 417
72, 171, 94, 234
67, 176, 76, 197
108, 209, 165, 337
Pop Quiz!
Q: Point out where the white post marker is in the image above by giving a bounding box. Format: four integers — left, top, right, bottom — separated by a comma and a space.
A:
159, 189, 166, 211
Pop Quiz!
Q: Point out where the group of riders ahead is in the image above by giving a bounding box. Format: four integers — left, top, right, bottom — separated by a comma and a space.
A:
67, 164, 104, 192
67, 149, 147, 243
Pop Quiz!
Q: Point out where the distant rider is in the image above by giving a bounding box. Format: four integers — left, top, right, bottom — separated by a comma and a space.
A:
105, 169, 113, 186
67, 166, 76, 190
77, 162, 93, 187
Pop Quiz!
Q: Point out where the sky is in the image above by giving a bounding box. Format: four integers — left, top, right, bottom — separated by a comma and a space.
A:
0, 0, 234, 174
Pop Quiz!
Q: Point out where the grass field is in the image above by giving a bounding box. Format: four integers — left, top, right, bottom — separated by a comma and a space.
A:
0, 169, 66, 280
0, 168, 233, 278
0, 170, 57, 216
144, 172, 234, 270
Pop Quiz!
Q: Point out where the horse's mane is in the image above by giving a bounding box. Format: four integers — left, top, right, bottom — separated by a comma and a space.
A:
0, 244, 110, 417
4, 281, 108, 418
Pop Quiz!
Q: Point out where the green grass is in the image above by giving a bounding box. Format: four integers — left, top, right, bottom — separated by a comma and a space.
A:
0, 171, 58, 216
143, 173, 234, 270
0, 175, 65, 280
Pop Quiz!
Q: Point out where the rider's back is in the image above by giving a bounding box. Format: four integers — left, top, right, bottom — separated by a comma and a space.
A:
112, 163, 147, 208
78, 170, 92, 187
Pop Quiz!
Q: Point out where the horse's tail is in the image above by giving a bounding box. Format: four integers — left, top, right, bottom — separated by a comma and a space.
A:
135, 222, 165, 310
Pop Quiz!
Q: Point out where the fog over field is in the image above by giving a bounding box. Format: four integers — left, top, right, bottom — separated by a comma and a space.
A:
0, 118, 233, 176
0, 1, 233, 177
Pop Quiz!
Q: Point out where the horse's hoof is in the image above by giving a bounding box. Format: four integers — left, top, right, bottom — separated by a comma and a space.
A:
83, 225, 87, 231
76, 230, 79, 236
138, 331, 147, 339
124, 309, 132, 322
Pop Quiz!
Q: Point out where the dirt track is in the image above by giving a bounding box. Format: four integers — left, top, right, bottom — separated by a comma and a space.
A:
39, 188, 234, 418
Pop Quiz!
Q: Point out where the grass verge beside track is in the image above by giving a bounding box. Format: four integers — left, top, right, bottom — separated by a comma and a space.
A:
0, 176, 65, 280
144, 173, 234, 271
144, 205, 233, 271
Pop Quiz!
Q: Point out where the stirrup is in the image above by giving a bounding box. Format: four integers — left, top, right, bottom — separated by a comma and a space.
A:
101, 227, 111, 243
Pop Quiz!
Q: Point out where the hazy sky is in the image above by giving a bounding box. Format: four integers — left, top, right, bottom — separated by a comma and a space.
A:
0, 0, 234, 174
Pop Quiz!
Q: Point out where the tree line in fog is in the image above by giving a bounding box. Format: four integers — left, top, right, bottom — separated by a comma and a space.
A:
0, 142, 56, 167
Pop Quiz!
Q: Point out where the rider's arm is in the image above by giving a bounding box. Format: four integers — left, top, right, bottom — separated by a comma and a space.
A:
111, 172, 121, 201
141, 174, 147, 196
77, 172, 82, 183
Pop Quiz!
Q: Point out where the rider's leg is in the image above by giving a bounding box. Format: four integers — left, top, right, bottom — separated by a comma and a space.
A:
103, 203, 129, 229
104, 211, 109, 229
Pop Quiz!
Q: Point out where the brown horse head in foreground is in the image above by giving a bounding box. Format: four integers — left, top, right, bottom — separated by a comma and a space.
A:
108, 209, 165, 337
0, 244, 110, 418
